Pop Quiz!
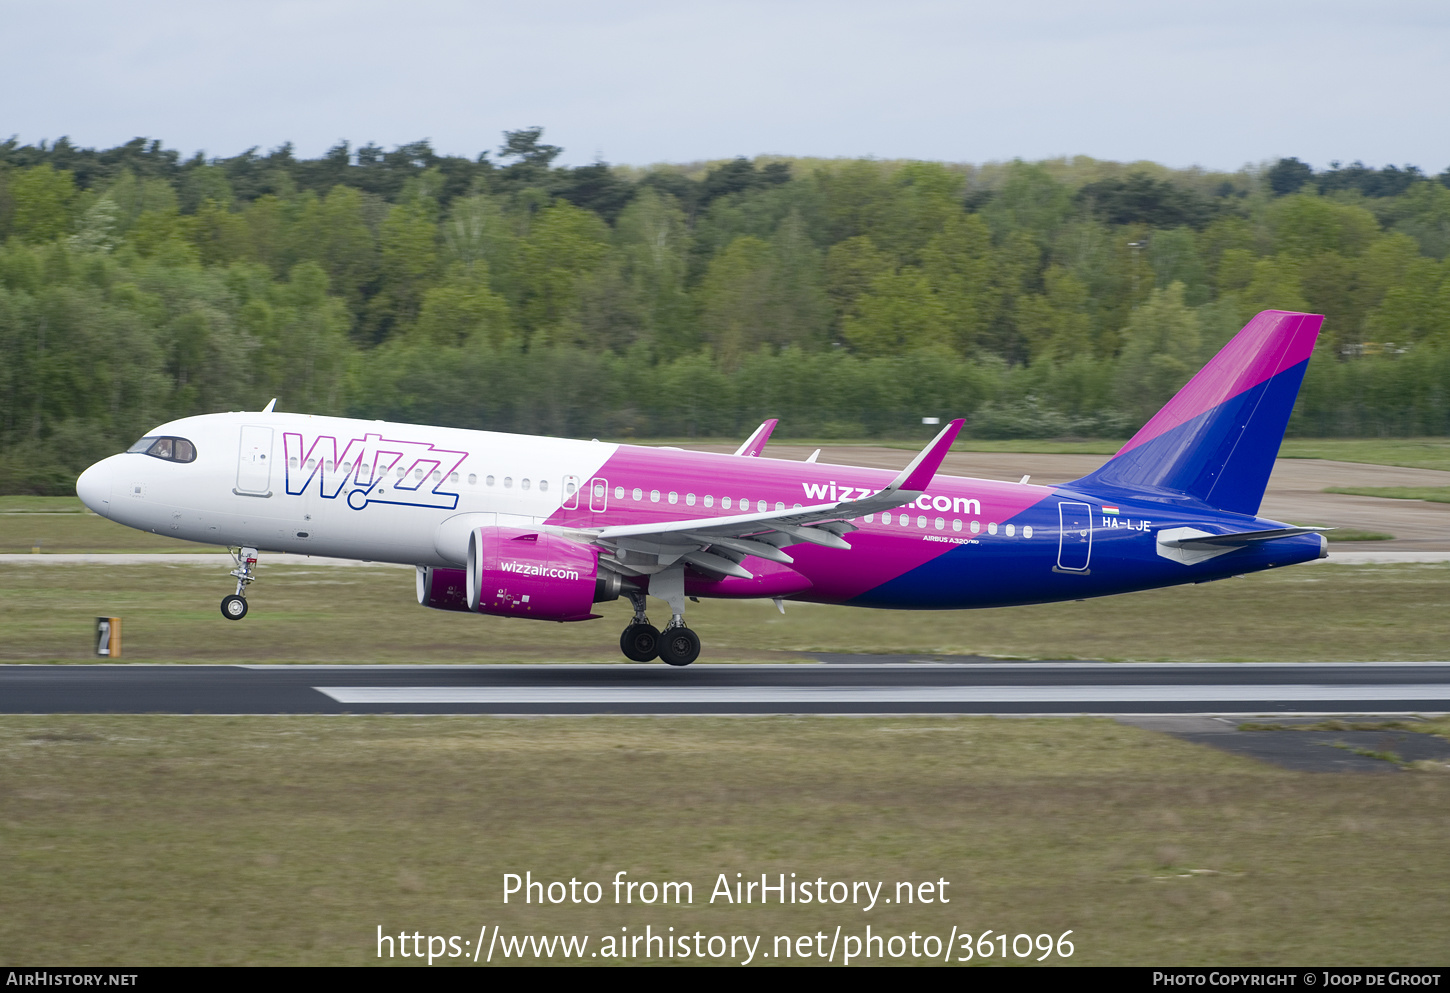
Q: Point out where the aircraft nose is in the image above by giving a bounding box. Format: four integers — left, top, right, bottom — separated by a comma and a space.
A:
76, 458, 116, 516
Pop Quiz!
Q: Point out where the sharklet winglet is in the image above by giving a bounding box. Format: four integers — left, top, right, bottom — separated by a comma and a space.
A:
733, 419, 779, 457
893, 419, 964, 494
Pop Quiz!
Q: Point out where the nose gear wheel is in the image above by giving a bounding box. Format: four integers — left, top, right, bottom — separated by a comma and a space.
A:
221, 546, 259, 621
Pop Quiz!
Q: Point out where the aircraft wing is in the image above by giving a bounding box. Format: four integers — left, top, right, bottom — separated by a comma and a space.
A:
733, 419, 779, 457
573, 419, 963, 579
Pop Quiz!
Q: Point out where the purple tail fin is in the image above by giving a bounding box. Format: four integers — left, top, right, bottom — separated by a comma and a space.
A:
1072, 310, 1323, 517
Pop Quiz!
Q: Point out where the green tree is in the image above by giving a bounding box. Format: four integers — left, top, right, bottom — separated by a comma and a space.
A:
514, 200, 610, 348
1364, 257, 1448, 346
921, 212, 996, 353
699, 235, 775, 367
10, 165, 76, 243
841, 267, 952, 357
1268, 192, 1380, 257
1015, 266, 1092, 363
368, 195, 441, 341
981, 161, 1073, 245
1115, 282, 1202, 425
613, 188, 693, 356
412, 262, 514, 349
1238, 257, 1310, 324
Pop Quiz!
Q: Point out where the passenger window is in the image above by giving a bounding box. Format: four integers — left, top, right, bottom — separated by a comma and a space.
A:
522, 478, 531, 490
704, 495, 714, 508
539, 479, 548, 493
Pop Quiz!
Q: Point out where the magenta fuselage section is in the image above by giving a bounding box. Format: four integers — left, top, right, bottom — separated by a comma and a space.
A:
540, 443, 1324, 610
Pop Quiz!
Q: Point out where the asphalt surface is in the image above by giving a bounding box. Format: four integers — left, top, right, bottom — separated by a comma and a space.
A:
3, 660, 1449, 716
1117, 716, 1450, 773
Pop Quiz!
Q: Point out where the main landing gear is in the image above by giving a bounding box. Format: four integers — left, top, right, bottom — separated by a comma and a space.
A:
221, 547, 258, 621
617, 570, 702, 666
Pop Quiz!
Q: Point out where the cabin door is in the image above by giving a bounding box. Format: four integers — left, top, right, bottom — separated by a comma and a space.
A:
1057, 501, 1092, 571
588, 477, 609, 513
236, 426, 274, 497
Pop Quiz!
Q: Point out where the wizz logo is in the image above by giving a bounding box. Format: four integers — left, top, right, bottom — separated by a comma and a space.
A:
282, 432, 468, 511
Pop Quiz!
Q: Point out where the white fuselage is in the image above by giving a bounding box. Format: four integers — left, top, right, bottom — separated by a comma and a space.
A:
77, 411, 623, 566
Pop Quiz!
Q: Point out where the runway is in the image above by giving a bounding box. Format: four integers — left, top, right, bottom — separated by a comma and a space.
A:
3, 661, 1449, 715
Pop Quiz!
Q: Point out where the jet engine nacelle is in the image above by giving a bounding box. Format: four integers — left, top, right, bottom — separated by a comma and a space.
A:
466, 527, 619, 622
416, 566, 471, 612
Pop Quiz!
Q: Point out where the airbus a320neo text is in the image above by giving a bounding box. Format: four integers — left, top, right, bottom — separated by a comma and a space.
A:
77, 311, 1329, 665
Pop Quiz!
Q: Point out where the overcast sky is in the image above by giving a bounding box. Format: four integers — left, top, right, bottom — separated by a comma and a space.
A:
3, 0, 1447, 173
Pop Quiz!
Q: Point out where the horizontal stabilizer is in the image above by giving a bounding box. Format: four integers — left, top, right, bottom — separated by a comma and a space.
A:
1156, 525, 1331, 567
1159, 526, 1332, 548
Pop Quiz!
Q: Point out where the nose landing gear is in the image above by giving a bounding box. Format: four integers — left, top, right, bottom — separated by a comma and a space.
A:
221, 547, 258, 621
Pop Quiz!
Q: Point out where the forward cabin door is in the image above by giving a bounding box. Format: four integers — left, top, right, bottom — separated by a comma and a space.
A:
588, 477, 609, 513
1056, 501, 1092, 571
235, 426, 274, 497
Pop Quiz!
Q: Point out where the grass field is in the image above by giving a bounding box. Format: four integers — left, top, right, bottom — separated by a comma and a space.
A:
2, 561, 1446, 663
0, 496, 225, 554
1324, 486, 1450, 504
0, 715, 1446, 966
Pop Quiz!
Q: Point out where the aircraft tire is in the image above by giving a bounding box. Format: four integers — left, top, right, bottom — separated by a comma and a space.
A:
620, 623, 660, 662
658, 626, 700, 667
220, 595, 249, 621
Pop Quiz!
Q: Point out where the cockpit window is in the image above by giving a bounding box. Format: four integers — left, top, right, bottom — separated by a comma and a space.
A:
128, 436, 197, 463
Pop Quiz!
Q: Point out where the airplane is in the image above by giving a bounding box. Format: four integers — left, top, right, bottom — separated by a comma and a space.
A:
75, 310, 1329, 666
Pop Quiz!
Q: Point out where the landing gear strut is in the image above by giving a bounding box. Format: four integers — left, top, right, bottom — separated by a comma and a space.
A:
221, 547, 258, 621
626, 566, 701, 666
619, 592, 660, 661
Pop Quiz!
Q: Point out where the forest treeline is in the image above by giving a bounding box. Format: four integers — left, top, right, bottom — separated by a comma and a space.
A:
2, 131, 1449, 493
